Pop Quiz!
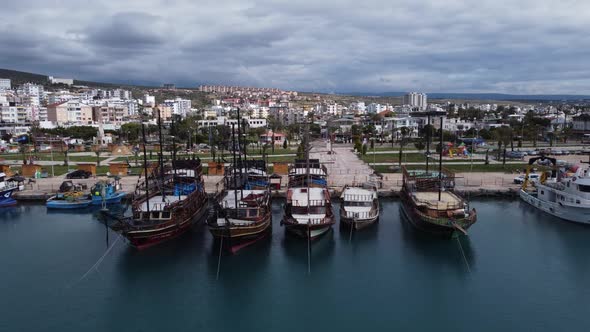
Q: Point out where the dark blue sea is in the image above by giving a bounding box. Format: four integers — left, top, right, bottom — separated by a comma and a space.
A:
1, 199, 589, 331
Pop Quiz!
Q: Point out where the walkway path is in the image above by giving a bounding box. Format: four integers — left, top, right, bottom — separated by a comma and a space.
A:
309, 140, 375, 187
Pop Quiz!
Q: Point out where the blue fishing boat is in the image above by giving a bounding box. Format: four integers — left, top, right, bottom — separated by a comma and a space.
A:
0, 173, 20, 207
46, 192, 92, 209
90, 180, 126, 205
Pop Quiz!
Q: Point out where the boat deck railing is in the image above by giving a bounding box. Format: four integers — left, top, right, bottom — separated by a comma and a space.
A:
342, 210, 379, 220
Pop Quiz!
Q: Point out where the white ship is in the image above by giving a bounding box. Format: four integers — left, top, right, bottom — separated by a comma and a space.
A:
520, 155, 590, 224
339, 182, 380, 230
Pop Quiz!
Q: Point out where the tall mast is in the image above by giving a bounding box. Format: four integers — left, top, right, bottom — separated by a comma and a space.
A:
140, 119, 150, 220
306, 121, 310, 209
171, 115, 177, 174
425, 114, 431, 174
438, 116, 443, 201
236, 108, 243, 199
157, 108, 165, 201
231, 124, 239, 211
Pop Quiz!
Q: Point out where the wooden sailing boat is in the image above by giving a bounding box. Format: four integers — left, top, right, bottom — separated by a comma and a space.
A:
281, 122, 334, 239
207, 111, 272, 253
399, 116, 477, 237
107, 110, 208, 249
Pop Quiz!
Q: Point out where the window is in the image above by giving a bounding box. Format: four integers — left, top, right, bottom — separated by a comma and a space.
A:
578, 184, 590, 193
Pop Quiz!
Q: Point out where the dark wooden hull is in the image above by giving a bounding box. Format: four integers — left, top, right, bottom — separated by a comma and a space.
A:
340, 215, 379, 230
208, 213, 272, 240
281, 216, 335, 239
399, 189, 476, 237
120, 192, 209, 249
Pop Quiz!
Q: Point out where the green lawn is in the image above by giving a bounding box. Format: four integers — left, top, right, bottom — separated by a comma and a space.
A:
362, 153, 427, 163
0, 152, 108, 163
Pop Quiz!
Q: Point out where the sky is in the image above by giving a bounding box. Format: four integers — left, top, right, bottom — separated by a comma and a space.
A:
2, 0, 590, 94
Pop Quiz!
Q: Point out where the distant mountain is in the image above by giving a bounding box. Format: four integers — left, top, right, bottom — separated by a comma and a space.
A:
0, 68, 49, 86
0, 68, 197, 90
343, 91, 590, 101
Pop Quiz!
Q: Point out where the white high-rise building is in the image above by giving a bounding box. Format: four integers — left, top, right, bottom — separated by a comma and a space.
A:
164, 98, 191, 117
403, 92, 427, 110
0, 78, 11, 90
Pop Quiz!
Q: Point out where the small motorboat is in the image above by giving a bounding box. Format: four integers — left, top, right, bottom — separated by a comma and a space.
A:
46, 191, 92, 209
90, 179, 126, 205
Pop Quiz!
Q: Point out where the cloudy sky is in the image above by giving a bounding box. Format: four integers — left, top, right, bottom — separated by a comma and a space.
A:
2, 0, 590, 94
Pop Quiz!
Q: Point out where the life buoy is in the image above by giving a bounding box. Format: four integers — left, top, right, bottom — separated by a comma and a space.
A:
573, 177, 577, 182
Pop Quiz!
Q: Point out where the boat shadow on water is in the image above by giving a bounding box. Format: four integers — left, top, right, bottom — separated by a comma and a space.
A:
281, 228, 335, 268
113, 220, 210, 277
338, 219, 379, 246
205, 229, 273, 280
399, 208, 476, 274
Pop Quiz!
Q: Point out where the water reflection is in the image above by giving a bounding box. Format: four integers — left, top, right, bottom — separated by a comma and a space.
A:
115, 222, 209, 280
399, 208, 476, 275
518, 200, 590, 282
281, 228, 335, 269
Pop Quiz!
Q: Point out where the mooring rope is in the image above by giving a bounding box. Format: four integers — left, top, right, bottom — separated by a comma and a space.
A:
70, 234, 122, 287
456, 236, 471, 273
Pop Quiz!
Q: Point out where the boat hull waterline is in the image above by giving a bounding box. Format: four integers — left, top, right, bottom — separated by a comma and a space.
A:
520, 189, 590, 225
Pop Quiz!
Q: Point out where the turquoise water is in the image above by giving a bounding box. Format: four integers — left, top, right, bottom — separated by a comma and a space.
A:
1, 199, 589, 331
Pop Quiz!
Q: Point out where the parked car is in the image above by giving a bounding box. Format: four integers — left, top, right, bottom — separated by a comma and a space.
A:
66, 170, 92, 179
514, 173, 540, 184
506, 151, 526, 159
525, 150, 539, 156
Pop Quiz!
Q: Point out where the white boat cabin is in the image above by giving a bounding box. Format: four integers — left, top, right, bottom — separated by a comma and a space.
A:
288, 187, 329, 225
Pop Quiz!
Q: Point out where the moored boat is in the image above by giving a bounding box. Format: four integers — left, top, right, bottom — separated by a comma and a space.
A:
109, 158, 208, 250
46, 191, 92, 209
519, 154, 590, 224
207, 123, 272, 253
400, 166, 477, 237
0, 172, 21, 207
340, 182, 380, 230
282, 132, 334, 239
90, 179, 126, 205
105, 111, 208, 249
282, 186, 335, 238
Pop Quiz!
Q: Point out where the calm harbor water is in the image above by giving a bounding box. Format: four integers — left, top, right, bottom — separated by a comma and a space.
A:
1, 199, 590, 331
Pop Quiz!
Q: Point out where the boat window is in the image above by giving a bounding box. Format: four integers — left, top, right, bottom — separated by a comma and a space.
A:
162, 211, 171, 219
152, 211, 160, 219
567, 182, 570, 187
238, 209, 248, 218
576, 200, 581, 204
561, 196, 565, 201
248, 209, 258, 217
541, 190, 544, 195
578, 184, 590, 193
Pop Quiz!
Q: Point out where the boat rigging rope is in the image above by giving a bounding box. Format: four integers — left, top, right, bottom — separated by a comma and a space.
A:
455, 236, 471, 273
69, 234, 122, 287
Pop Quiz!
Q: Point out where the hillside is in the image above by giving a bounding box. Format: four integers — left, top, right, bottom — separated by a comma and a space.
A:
0, 68, 49, 86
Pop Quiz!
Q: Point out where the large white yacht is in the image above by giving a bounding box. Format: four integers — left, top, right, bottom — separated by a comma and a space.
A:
520, 156, 590, 224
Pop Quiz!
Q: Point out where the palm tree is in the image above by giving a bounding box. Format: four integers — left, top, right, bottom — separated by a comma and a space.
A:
493, 126, 513, 168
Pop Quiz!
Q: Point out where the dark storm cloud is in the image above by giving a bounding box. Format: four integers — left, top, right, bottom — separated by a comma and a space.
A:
2, 0, 590, 93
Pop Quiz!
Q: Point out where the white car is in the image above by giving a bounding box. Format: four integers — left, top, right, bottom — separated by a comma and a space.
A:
514, 173, 540, 184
